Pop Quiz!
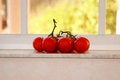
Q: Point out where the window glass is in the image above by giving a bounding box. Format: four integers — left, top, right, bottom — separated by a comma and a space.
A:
28, 0, 99, 34
106, 0, 118, 34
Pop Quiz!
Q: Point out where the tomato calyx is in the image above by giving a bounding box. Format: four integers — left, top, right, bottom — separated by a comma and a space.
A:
57, 31, 77, 41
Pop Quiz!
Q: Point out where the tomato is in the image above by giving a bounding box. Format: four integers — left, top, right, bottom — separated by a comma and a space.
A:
33, 37, 43, 52
42, 37, 57, 53
58, 37, 74, 53
74, 37, 90, 53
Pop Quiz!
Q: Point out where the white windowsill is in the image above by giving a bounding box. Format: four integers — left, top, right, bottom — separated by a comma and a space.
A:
0, 49, 120, 59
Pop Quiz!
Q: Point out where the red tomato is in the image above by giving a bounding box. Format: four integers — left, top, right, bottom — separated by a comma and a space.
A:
74, 37, 90, 53
58, 37, 74, 53
33, 37, 43, 52
42, 37, 57, 53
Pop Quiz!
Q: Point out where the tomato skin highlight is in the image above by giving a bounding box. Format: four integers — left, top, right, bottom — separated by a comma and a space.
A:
33, 37, 43, 52
58, 37, 74, 53
42, 37, 57, 53
74, 37, 90, 53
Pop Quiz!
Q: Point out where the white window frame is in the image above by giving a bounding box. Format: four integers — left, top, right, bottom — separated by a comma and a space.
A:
0, 0, 120, 50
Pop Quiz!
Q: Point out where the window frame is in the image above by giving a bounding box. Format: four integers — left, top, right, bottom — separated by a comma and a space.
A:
0, 0, 120, 50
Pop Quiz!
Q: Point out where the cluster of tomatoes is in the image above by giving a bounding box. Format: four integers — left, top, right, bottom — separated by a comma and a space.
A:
33, 19, 90, 53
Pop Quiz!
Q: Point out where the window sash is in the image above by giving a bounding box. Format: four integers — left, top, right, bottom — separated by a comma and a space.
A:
99, 0, 105, 34
21, 0, 27, 34
0, 0, 120, 50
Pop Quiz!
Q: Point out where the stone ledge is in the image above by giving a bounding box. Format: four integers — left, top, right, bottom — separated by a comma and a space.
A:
0, 49, 120, 59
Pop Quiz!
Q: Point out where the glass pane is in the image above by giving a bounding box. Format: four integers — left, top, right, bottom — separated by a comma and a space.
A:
28, 0, 99, 34
106, 0, 118, 34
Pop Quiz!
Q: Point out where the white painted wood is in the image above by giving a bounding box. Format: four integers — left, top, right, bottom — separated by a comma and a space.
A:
99, 0, 106, 34
0, 50, 120, 59
20, 0, 28, 34
116, 0, 120, 34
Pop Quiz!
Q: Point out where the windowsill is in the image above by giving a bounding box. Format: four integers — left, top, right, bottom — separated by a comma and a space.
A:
0, 49, 120, 59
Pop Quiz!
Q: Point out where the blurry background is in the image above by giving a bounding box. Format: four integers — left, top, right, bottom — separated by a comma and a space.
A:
28, 0, 99, 34
0, 0, 20, 34
0, 0, 118, 34
28, 0, 118, 34
0, 0, 7, 33
106, 0, 118, 34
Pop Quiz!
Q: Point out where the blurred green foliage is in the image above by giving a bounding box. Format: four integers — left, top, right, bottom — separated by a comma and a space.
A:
29, 0, 117, 34
106, 0, 117, 34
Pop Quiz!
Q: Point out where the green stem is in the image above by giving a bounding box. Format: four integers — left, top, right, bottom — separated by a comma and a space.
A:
48, 19, 57, 37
